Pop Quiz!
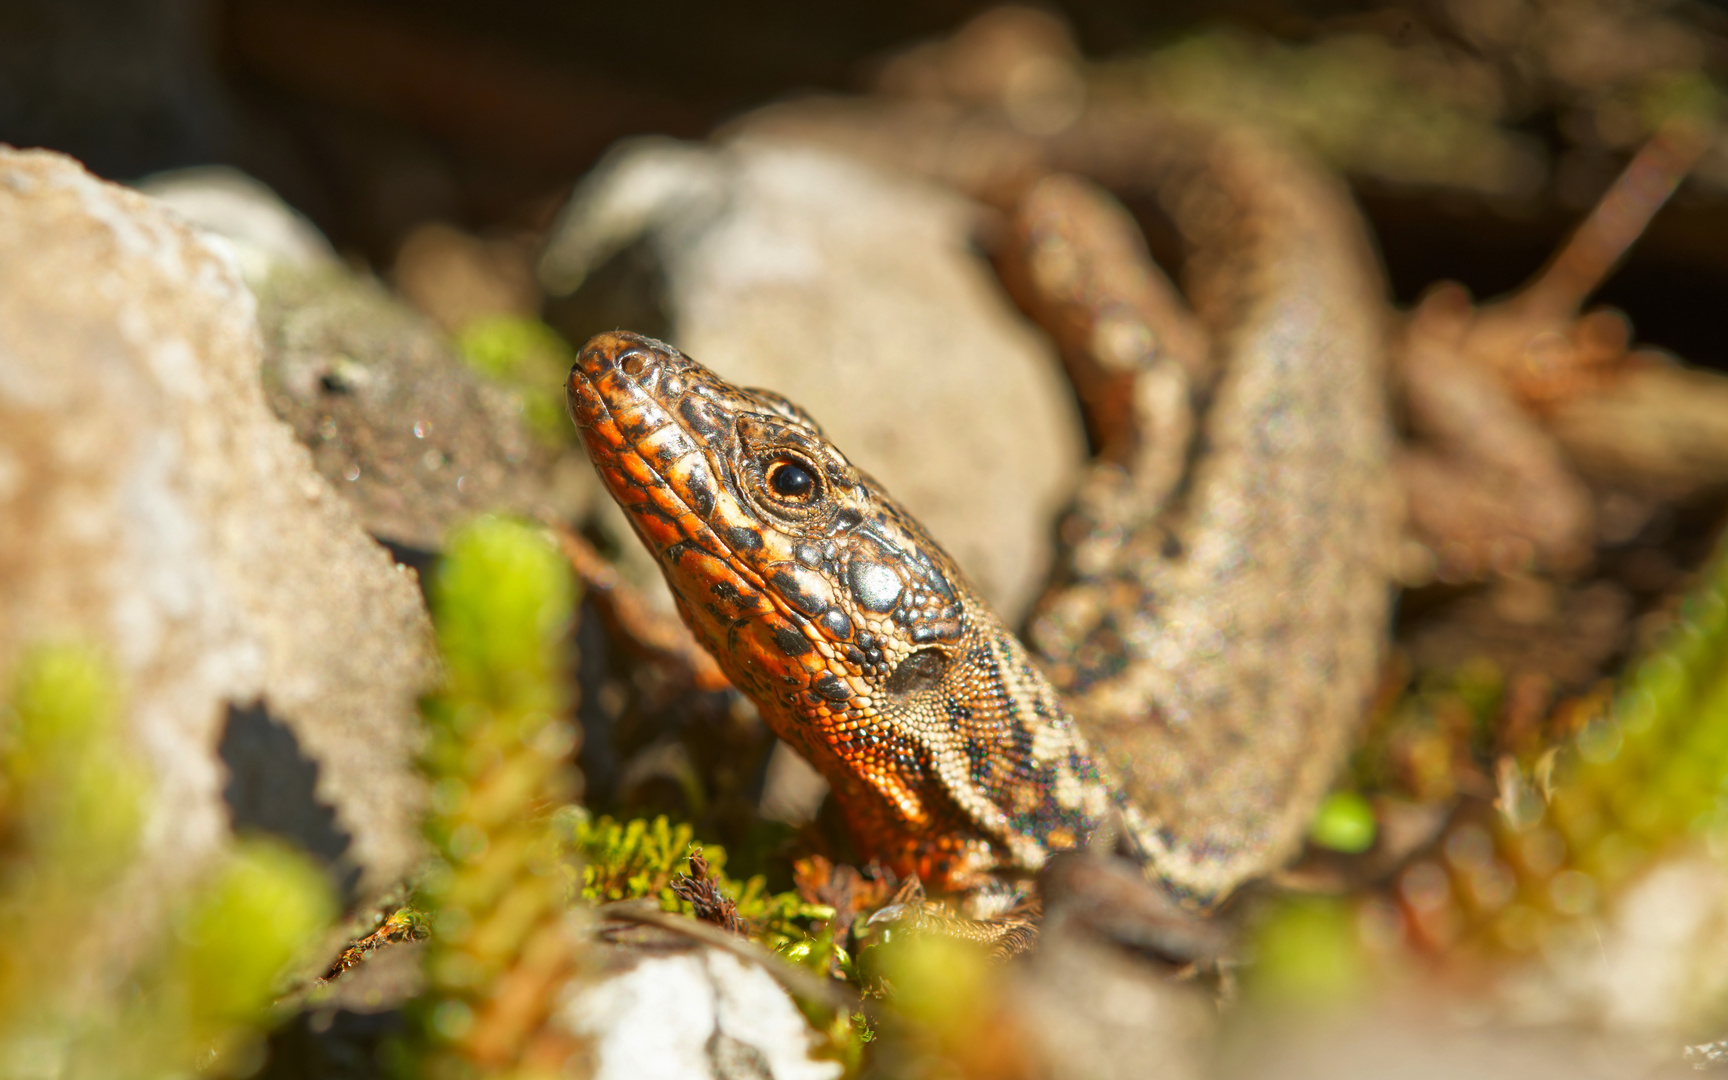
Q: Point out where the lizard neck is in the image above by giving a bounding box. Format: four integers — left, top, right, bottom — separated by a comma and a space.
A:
794, 591, 1130, 889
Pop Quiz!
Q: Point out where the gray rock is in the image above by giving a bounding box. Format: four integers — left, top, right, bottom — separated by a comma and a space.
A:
1218, 1008, 1694, 1080
1007, 921, 1216, 1080
137, 165, 339, 289
541, 136, 1084, 625
132, 165, 593, 553
254, 264, 595, 553
0, 148, 435, 926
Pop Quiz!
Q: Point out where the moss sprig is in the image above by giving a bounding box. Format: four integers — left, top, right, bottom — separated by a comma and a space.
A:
0, 644, 334, 1078
565, 811, 829, 950
455, 317, 575, 446
1378, 534, 1728, 958
408, 517, 586, 1080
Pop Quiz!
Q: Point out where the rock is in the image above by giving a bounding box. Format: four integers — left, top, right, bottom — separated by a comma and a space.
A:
137, 165, 593, 553
541, 136, 1085, 625
1007, 921, 1216, 1080
137, 165, 339, 289
0, 148, 435, 931
393, 222, 542, 334
1218, 1006, 1693, 1080
254, 264, 595, 554
558, 935, 842, 1080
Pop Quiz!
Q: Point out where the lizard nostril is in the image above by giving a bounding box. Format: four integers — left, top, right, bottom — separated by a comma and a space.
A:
620, 349, 654, 379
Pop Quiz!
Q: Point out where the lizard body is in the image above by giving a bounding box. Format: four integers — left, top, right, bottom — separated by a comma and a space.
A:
1028, 124, 1398, 900
566, 123, 1395, 906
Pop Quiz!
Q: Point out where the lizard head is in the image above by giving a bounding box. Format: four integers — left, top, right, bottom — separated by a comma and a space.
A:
569, 331, 1122, 888
566, 331, 973, 788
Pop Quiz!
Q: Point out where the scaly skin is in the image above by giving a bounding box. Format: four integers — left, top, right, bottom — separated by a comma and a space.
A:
566, 123, 1394, 905
568, 332, 1132, 889
1027, 122, 1398, 902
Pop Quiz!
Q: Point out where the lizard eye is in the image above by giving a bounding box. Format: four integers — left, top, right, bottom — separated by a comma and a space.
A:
765, 457, 820, 503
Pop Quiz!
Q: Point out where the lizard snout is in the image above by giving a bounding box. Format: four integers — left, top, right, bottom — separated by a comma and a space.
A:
566, 330, 680, 430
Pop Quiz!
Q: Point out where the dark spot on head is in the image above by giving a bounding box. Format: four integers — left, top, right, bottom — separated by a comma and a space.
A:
820, 608, 853, 640
833, 508, 863, 533
769, 566, 833, 618
885, 649, 948, 696
721, 525, 763, 553
637, 502, 683, 537
679, 396, 722, 440
813, 673, 853, 702
685, 473, 716, 517
772, 623, 813, 657
923, 572, 957, 602
1161, 532, 1183, 560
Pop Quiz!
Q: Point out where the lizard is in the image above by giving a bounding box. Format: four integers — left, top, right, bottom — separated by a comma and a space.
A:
564, 120, 1396, 909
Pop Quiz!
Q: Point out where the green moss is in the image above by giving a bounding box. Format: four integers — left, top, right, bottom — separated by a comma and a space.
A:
455, 316, 575, 446
1244, 896, 1368, 1007
1405, 533, 1728, 955
409, 517, 583, 1078
82, 840, 336, 1077
0, 643, 148, 1073
0, 644, 335, 1079
1126, 29, 1537, 197
1543, 542, 1728, 889
565, 811, 830, 949
1309, 791, 1378, 854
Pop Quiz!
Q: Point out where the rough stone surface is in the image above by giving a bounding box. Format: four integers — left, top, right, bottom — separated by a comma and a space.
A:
542, 136, 1085, 625
0, 148, 435, 926
1219, 1008, 1693, 1080
255, 264, 595, 553
137, 165, 339, 289
1007, 923, 1215, 1080
559, 940, 842, 1080
139, 165, 594, 553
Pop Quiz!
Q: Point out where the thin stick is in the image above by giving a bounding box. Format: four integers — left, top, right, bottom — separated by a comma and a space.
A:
1525, 116, 1711, 316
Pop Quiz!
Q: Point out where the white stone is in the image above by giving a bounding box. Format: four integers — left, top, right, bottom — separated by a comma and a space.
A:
541, 137, 1085, 624
560, 946, 842, 1080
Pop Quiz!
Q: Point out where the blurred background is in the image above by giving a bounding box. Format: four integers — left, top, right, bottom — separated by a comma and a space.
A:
6, 0, 1728, 367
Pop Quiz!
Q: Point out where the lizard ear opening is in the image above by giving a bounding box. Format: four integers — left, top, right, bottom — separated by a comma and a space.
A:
885, 648, 949, 696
